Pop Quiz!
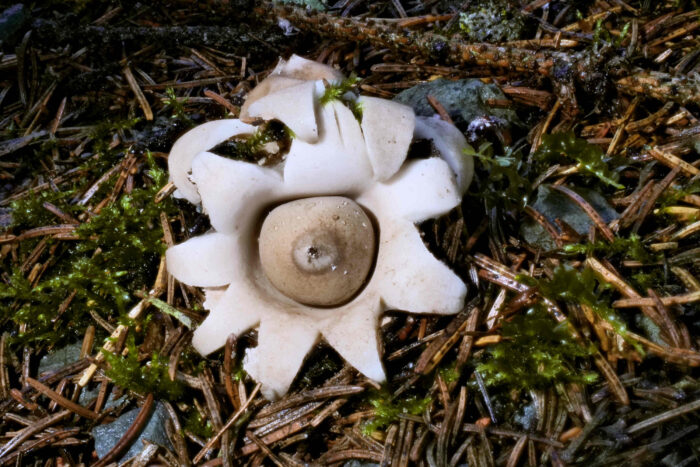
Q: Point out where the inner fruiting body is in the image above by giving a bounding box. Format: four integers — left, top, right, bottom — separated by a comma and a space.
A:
259, 197, 376, 307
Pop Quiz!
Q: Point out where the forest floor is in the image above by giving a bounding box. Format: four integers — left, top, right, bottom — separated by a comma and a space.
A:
1, 0, 700, 465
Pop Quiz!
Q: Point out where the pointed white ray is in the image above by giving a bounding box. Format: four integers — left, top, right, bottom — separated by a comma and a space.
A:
191, 284, 262, 356
375, 220, 466, 315
357, 158, 461, 224
168, 120, 256, 204
414, 116, 474, 195
272, 54, 344, 82
244, 315, 320, 400
359, 96, 414, 181
246, 81, 321, 143
190, 152, 284, 234
284, 101, 373, 196
166, 232, 239, 287
321, 294, 385, 382
240, 75, 305, 121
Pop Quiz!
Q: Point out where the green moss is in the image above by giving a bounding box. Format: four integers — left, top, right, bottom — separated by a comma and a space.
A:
660, 179, 700, 207
9, 188, 82, 230
477, 306, 597, 390
102, 333, 184, 400
518, 265, 640, 353
362, 388, 431, 435
211, 121, 293, 162
183, 409, 214, 438
471, 143, 533, 212
2, 151, 177, 348
630, 269, 665, 291
563, 234, 658, 263
439, 362, 461, 384
319, 75, 363, 121
89, 117, 142, 162
163, 87, 191, 122
534, 132, 624, 189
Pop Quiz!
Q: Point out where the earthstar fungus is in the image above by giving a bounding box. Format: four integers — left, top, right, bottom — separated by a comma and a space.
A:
166, 55, 474, 400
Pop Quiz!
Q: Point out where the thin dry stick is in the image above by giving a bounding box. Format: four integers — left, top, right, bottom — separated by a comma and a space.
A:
606, 97, 639, 156
123, 65, 154, 120
627, 398, 700, 434
649, 147, 700, 176
193, 382, 262, 464
0, 410, 71, 460
26, 377, 100, 420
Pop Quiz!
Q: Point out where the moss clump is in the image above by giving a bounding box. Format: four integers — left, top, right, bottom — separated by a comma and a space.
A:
9, 188, 81, 230
1, 152, 177, 348
183, 409, 214, 438
660, 179, 700, 207
477, 306, 597, 390
163, 87, 192, 122
471, 143, 533, 212
102, 333, 184, 400
362, 388, 431, 434
534, 132, 624, 189
520, 265, 631, 340
89, 117, 142, 166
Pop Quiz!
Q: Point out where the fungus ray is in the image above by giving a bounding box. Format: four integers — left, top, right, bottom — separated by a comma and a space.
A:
358, 158, 461, 224
283, 102, 372, 195
166, 232, 239, 287
359, 96, 415, 181
375, 220, 466, 315
191, 283, 262, 356
244, 316, 320, 400
190, 151, 284, 234
168, 119, 257, 204
321, 295, 385, 382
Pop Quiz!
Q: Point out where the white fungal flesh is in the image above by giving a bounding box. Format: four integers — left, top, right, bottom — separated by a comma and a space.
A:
414, 115, 475, 195
359, 96, 415, 181
357, 158, 462, 223
166, 232, 239, 287
168, 120, 256, 204
239, 75, 304, 121
283, 101, 373, 195
272, 54, 344, 82
189, 152, 283, 234
246, 80, 322, 143
166, 55, 473, 399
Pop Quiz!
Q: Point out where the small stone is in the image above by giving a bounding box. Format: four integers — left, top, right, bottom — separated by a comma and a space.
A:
394, 78, 519, 132
0, 4, 27, 46
38, 343, 82, 376
521, 185, 619, 251
92, 401, 173, 462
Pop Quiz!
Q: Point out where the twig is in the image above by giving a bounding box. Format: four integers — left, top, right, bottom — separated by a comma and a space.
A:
627, 398, 700, 434
193, 383, 262, 464
26, 377, 100, 420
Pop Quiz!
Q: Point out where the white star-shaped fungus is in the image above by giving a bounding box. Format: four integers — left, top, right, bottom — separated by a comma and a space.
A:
166, 55, 474, 399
